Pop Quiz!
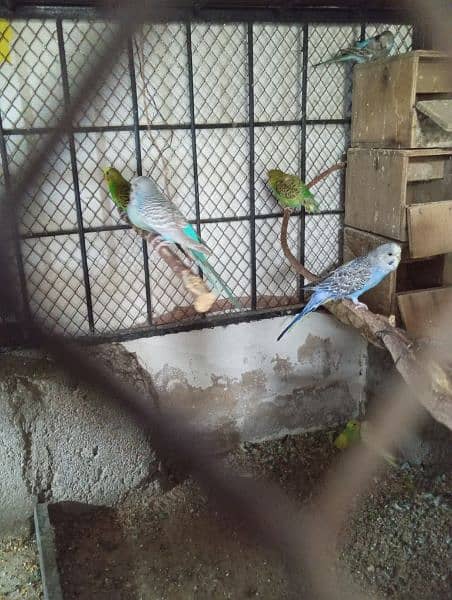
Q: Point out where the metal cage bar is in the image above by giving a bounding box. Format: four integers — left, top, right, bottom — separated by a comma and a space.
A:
128, 36, 153, 325
56, 17, 95, 333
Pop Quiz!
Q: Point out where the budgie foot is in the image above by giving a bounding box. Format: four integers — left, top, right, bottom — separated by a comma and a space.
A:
352, 298, 368, 309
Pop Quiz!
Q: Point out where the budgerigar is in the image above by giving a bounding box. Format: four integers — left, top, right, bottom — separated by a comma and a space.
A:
103, 166, 131, 213
127, 175, 241, 309
267, 169, 318, 213
334, 420, 398, 467
334, 420, 361, 449
313, 30, 395, 67
277, 242, 401, 341
0, 20, 13, 65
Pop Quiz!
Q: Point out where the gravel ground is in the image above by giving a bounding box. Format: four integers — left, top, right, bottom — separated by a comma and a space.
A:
51, 430, 451, 599
0, 536, 43, 600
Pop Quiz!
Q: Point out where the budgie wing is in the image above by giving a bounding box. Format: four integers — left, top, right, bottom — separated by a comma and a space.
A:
307, 256, 373, 297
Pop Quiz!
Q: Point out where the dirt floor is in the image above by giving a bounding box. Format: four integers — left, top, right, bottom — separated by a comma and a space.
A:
0, 536, 43, 600
51, 430, 452, 600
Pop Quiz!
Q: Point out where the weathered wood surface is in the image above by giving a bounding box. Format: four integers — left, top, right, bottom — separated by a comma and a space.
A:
407, 200, 452, 258
397, 286, 452, 339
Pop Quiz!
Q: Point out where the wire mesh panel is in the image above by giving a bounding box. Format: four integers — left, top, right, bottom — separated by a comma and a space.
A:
0, 14, 414, 342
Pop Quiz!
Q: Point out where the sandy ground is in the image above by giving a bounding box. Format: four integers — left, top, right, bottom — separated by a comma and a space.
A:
0, 536, 42, 600
50, 429, 451, 599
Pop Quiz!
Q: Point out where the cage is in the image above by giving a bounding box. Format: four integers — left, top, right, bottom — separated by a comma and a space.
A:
0, 0, 415, 344
2, 3, 452, 599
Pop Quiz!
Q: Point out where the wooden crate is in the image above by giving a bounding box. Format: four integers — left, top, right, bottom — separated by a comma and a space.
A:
344, 227, 445, 318
351, 50, 452, 148
345, 147, 452, 257
397, 286, 452, 339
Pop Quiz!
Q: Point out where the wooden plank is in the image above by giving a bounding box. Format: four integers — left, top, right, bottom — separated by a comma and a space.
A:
400, 148, 452, 157
407, 158, 445, 182
397, 286, 452, 338
416, 99, 452, 132
352, 54, 417, 148
407, 200, 452, 258
417, 59, 452, 94
34, 504, 64, 600
345, 149, 408, 241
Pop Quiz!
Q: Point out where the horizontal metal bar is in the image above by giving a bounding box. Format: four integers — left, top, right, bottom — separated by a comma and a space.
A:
63, 303, 310, 346
2, 5, 415, 25
18, 209, 344, 241
3, 118, 352, 138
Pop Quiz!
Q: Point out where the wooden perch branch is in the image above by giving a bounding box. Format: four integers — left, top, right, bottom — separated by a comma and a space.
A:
119, 210, 216, 314
280, 163, 452, 431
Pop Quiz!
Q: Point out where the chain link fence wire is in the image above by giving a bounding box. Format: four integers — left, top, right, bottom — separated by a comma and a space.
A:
0, 10, 413, 342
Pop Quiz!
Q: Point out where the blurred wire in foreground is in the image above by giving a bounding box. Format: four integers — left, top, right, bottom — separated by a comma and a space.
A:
0, 1, 451, 599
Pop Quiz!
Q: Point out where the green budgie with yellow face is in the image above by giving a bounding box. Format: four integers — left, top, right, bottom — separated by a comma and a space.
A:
334, 420, 361, 449
267, 169, 318, 213
103, 166, 131, 212
334, 420, 398, 468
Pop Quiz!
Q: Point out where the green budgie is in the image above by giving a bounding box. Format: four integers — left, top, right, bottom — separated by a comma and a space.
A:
103, 166, 130, 213
334, 420, 398, 468
334, 420, 361, 449
267, 169, 319, 213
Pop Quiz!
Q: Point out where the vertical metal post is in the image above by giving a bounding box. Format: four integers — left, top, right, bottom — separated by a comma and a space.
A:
298, 23, 309, 302
56, 18, 95, 334
0, 113, 31, 325
360, 24, 366, 41
128, 35, 153, 325
186, 22, 202, 239
247, 23, 257, 311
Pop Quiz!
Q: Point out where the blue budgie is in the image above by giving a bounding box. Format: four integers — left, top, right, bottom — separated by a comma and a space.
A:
277, 242, 401, 341
313, 30, 395, 67
127, 176, 241, 309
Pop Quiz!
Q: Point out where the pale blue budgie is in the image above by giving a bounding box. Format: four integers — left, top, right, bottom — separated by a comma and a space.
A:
277, 242, 401, 341
127, 176, 241, 308
313, 30, 395, 67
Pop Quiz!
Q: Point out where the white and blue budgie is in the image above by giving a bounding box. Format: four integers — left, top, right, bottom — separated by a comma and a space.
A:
277, 242, 401, 341
313, 30, 395, 67
127, 175, 241, 308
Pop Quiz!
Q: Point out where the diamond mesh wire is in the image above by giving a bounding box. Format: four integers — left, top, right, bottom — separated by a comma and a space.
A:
191, 23, 248, 124
253, 24, 303, 123
0, 17, 414, 341
22, 235, 90, 335
6, 135, 78, 235
201, 221, 251, 310
0, 20, 63, 130
85, 229, 148, 333
255, 216, 300, 309
135, 24, 190, 126
306, 123, 350, 212
307, 24, 361, 120
304, 214, 342, 276
196, 127, 249, 220
63, 20, 133, 127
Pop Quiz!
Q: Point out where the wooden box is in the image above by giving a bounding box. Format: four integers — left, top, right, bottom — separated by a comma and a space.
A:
344, 227, 445, 318
397, 286, 452, 339
351, 50, 452, 149
345, 147, 452, 257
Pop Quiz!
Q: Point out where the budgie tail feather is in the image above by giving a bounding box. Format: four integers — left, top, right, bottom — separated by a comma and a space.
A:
277, 290, 330, 341
189, 249, 241, 310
